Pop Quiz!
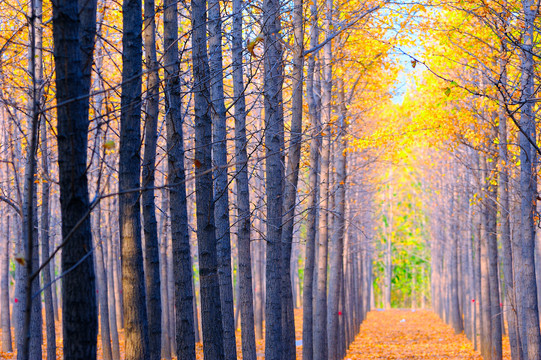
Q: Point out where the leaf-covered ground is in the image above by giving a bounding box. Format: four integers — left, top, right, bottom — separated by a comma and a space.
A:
345, 309, 509, 359
1, 308, 511, 359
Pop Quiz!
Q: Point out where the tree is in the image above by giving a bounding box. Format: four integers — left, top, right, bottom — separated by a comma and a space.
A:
191, 0, 225, 357
52, 0, 98, 358
514, 0, 541, 357
119, 0, 150, 358
208, 0, 237, 355
142, 0, 162, 358
262, 0, 285, 354
163, 0, 196, 358
231, 0, 257, 355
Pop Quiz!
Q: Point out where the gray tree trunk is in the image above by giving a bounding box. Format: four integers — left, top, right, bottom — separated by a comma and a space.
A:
92, 62, 113, 360
142, 1, 162, 358
280, 0, 304, 354
231, 0, 257, 356
52, 0, 98, 358
448, 185, 463, 334
302, 7, 321, 357
119, 0, 150, 358
95, 203, 113, 360
498, 32, 522, 359
105, 196, 121, 359
191, 0, 225, 357
36, 0, 54, 357
486, 143, 502, 360
208, 0, 237, 356
514, 1, 541, 358
327, 82, 347, 360
18, 1, 43, 357
314, 6, 333, 354
480, 156, 492, 359
163, 1, 197, 358
158, 189, 171, 360
262, 0, 285, 354
1, 211, 12, 353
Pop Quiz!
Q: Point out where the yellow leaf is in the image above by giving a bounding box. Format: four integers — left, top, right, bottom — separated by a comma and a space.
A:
247, 34, 264, 57
103, 140, 116, 150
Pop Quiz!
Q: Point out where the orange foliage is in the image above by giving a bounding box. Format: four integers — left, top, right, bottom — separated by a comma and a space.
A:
1, 308, 514, 359
345, 309, 511, 359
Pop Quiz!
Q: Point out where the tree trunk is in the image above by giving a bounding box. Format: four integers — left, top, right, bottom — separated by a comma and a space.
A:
207, 0, 237, 356
142, 0, 162, 358
142, 1, 162, 359
448, 186, 463, 334
119, 0, 150, 357
163, 1, 197, 358
314, 13, 332, 355
158, 189, 171, 359
486, 144, 502, 360
95, 203, 113, 360
514, 1, 541, 358
1, 211, 12, 353
231, 0, 257, 355
191, 0, 225, 356
105, 196, 121, 359
262, 0, 285, 355
52, 0, 98, 358
280, 0, 304, 354
327, 81, 347, 360
35, 3, 55, 358
480, 155, 492, 359
301, 21, 320, 355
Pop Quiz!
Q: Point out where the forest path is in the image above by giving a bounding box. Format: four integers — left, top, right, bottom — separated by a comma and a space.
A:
344, 309, 498, 359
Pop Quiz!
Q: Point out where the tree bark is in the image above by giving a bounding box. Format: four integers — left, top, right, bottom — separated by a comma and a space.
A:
95, 203, 113, 360
52, 0, 98, 358
142, 1, 162, 358
191, 0, 225, 357
514, 1, 541, 358
262, 0, 285, 354
280, 0, 304, 354
486, 142, 502, 360
448, 185, 463, 334
163, 1, 197, 358
302, 7, 321, 356
327, 81, 347, 360
207, 0, 237, 356
314, 6, 333, 353
158, 189, 171, 360
231, 0, 257, 356
119, 0, 150, 358
479, 156, 492, 359
105, 196, 121, 359
1, 211, 12, 353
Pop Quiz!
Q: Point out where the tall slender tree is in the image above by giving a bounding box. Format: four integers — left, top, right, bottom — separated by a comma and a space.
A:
119, 0, 150, 358
514, 1, 541, 358
280, 0, 304, 354
208, 0, 237, 356
302, 3, 321, 357
231, 0, 257, 356
163, 0, 196, 358
191, 0, 225, 357
262, 0, 285, 354
142, 0, 162, 358
52, 0, 98, 358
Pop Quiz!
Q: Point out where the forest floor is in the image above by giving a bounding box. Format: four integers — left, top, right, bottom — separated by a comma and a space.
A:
345, 309, 496, 359
0, 308, 510, 359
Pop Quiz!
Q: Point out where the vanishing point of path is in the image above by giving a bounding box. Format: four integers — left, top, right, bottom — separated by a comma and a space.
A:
344, 309, 509, 359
